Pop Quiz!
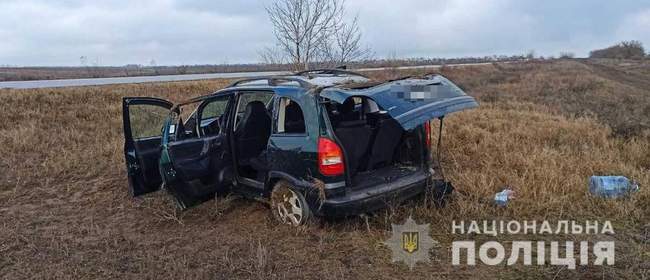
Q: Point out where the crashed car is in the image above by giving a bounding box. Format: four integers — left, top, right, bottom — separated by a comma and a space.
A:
122, 69, 477, 226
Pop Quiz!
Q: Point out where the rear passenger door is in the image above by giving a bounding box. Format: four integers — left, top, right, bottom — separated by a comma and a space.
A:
267, 96, 313, 179
122, 97, 172, 196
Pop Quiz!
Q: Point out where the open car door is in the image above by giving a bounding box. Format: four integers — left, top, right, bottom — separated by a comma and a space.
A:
321, 75, 478, 130
159, 93, 235, 209
122, 97, 172, 196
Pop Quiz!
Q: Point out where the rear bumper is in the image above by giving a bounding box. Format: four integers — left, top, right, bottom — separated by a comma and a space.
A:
316, 170, 432, 217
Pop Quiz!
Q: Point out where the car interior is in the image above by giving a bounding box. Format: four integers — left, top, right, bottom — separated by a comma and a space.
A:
163, 96, 234, 200
234, 94, 308, 183
167, 91, 307, 186
233, 92, 275, 182
275, 97, 306, 134
324, 96, 424, 188
127, 104, 171, 195
178, 99, 229, 140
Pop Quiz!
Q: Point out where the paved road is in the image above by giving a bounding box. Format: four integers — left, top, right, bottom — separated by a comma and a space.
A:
0, 62, 494, 89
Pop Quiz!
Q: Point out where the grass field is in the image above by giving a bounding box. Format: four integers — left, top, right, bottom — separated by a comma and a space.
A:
1, 59, 648, 279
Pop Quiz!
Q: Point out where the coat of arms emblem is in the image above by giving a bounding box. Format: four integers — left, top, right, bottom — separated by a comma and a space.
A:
383, 216, 437, 269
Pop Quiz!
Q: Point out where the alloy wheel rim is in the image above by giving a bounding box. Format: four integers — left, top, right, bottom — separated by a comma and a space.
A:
275, 188, 303, 226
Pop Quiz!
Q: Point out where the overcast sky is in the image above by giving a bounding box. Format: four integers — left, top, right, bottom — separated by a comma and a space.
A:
1, 0, 649, 66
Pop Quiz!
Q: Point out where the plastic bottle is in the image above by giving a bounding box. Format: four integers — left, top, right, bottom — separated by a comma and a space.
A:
494, 188, 514, 207
589, 176, 640, 198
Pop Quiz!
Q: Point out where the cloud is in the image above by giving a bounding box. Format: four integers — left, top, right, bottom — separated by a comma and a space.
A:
347, 0, 538, 57
616, 9, 650, 45
0, 0, 274, 65
0, 0, 648, 66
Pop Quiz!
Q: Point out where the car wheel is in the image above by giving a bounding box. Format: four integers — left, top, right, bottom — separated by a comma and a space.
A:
270, 181, 312, 226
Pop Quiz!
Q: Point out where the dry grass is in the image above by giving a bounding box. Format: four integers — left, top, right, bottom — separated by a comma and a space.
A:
0, 60, 648, 279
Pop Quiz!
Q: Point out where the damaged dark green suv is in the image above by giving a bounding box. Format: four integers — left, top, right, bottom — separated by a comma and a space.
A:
122, 69, 478, 226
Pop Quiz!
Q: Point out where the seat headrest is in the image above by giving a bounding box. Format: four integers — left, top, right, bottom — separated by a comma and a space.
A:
245, 101, 267, 116
285, 102, 302, 120
339, 98, 355, 114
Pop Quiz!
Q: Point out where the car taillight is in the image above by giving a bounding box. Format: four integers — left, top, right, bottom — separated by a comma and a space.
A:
318, 137, 344, 176
424, 120, 432, 147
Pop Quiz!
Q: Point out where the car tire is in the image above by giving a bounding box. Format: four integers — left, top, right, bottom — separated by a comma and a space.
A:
270, 181, 312, 226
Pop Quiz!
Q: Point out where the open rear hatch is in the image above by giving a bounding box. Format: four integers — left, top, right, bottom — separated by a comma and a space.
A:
321, 75, 478, 130
320, 75, 478, 189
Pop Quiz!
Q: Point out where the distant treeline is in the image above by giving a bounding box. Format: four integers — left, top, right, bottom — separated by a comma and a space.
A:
589, 40, 647, 59
0, 55, 531, 82
0, 64, 294, 82
2, 47, 648, 82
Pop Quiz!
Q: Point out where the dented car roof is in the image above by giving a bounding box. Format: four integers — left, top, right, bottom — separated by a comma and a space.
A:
200, 70, 478, 130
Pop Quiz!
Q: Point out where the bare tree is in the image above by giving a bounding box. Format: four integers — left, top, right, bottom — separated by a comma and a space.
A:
258, 46, 287, 65
385, 49, 401, 79
79, 56, 88, 66
265, 0, 344, 70
149, 59, 159, 75
525, 49, 535, 60
320, 15, 372, 67
177, 65, 189, 75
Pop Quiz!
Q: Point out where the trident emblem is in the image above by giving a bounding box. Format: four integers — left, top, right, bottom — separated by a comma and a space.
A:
402, 232, 419, 253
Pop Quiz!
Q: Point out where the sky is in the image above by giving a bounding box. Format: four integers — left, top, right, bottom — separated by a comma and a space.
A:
1, 0, 649, 66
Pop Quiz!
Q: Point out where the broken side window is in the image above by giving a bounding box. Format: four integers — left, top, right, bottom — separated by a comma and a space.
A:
275, 97, 306, 134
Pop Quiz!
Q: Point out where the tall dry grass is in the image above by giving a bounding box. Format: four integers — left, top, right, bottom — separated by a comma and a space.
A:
0, 60, 648, 279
